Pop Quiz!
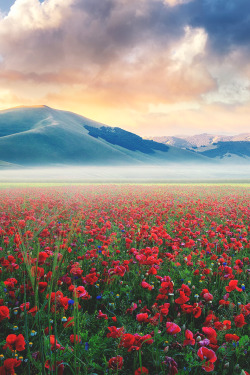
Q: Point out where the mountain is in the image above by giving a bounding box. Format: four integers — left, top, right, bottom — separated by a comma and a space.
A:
148, 133, 250, 161
0, 106, 209, 166
198, 141, 250, 159
150, 133, 250, 148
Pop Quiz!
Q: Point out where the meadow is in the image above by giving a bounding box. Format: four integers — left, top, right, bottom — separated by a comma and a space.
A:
0, 184, 249, 375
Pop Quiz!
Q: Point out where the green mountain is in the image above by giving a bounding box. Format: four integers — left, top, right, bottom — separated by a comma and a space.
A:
0, 106, 210, 166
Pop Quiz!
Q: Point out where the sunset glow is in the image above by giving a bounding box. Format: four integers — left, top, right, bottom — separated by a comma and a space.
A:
0, 0, 250, 135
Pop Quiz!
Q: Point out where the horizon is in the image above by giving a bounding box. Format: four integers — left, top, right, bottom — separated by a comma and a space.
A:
0, 1, 250, 136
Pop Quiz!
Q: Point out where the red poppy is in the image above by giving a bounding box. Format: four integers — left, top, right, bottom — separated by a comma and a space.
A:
197, 347, 217, 372
225, 280, 242, 292
28, 306, 38, 317
175, 291, 190, 304
31, 266, 44, 278
136, 313, 149, 323
0, 358, 21, 375
108, 356, 123, 370
63, 317, 74, 328
3, 334, 25, 352
166, 322, 181, 335
107, 326, 124, 338
70, 334, 81, 344
119, 333, 135, 348
225, 334, 240, 342
183, 329, 195, 346
97, 310, 108, 320
0, 306, 10, 322
234, 314, 246, 327
134, 367, 149, 375
50, 335, 61, 350
45, 360, 64, 375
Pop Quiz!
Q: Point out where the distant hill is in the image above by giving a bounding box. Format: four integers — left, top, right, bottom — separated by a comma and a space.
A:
0, 106, 209, 167
198, 141, 250, 159
148, 133, 250, 161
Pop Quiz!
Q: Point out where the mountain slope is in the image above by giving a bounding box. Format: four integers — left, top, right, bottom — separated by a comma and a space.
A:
199, 141, 250, 159
0, 106, 211, 166
149, 133, 250, 161
150, 133, 250, 148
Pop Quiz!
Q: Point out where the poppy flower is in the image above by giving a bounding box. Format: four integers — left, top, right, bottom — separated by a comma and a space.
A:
136, 313, 149, 323
202, 327, 217, 344
20, 302, 30, 311
225, 280, 242, 292
0, 306, 10, 322
183, 329, 195, 346
97, 310, 108, 320
225, 334, 240, 342
28, 306, 38, 317
134, 367, 149, 375
234, 314, 246, 327
108, 356, 123, 370
63, 316, 74, 328
50, 335, 61, 350
45, 360, 64, 375
0, 358, 21, 375
107, 326, 124, 338
166, 322, 181, 335
70, 334, 81, 344
3, 334, 25, 351
31, 266, 44, 278
163, 356, 178, 375
119, 333, 135, 348
175, 291, 190, 304
197, 347, 217, 372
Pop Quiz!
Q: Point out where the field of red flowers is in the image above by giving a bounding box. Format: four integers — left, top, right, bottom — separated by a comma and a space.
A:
0, 184, 249, 375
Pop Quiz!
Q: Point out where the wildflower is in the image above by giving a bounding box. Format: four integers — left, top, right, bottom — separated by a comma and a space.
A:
0, 306, 10, 322
234, 314, 246, 328
70, 334, 81, 344
45, 360, 64, 375
163, 356, 178, 375
197, 347, 217, 372
97, 310, 108, 319
225, 334, 240, 342
166, 322, 181, 335
119, 333, 135, 348
108, 356, 123, 370
136, 313, 149, 323
183, 330, 195, 346
107, 326, 124, 338
134, 367, 149, 375
0, 358, 21, 374
225, 280, 242, 293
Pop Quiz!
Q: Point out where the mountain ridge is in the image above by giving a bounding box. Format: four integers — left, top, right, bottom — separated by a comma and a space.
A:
0, 106, 210, 167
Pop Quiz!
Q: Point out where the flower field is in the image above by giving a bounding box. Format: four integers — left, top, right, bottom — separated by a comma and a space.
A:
0, 184, 249, 375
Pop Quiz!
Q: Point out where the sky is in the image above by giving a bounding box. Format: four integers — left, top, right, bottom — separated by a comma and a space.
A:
0, 0, 249, 136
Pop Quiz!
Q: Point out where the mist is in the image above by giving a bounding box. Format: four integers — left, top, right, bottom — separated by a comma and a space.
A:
0, 163, 249, 183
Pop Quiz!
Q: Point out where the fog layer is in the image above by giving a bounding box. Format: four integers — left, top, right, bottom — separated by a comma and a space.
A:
0, 164, 249, 182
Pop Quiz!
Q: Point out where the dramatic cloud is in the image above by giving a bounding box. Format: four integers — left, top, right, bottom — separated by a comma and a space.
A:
0, 0, 249, 135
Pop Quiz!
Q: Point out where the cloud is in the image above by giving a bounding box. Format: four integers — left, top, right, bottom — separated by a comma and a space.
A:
0, 0, 249, 135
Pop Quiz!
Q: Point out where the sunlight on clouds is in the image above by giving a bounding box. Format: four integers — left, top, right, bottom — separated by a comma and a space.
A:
3, 0, 74, 29
171, 26, 207, 67
0, 0, 249, 136
162, 0, 193, 6
148, 101, 200, 114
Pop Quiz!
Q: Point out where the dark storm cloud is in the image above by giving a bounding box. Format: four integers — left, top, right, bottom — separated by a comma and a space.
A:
185, 0, 250, 53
